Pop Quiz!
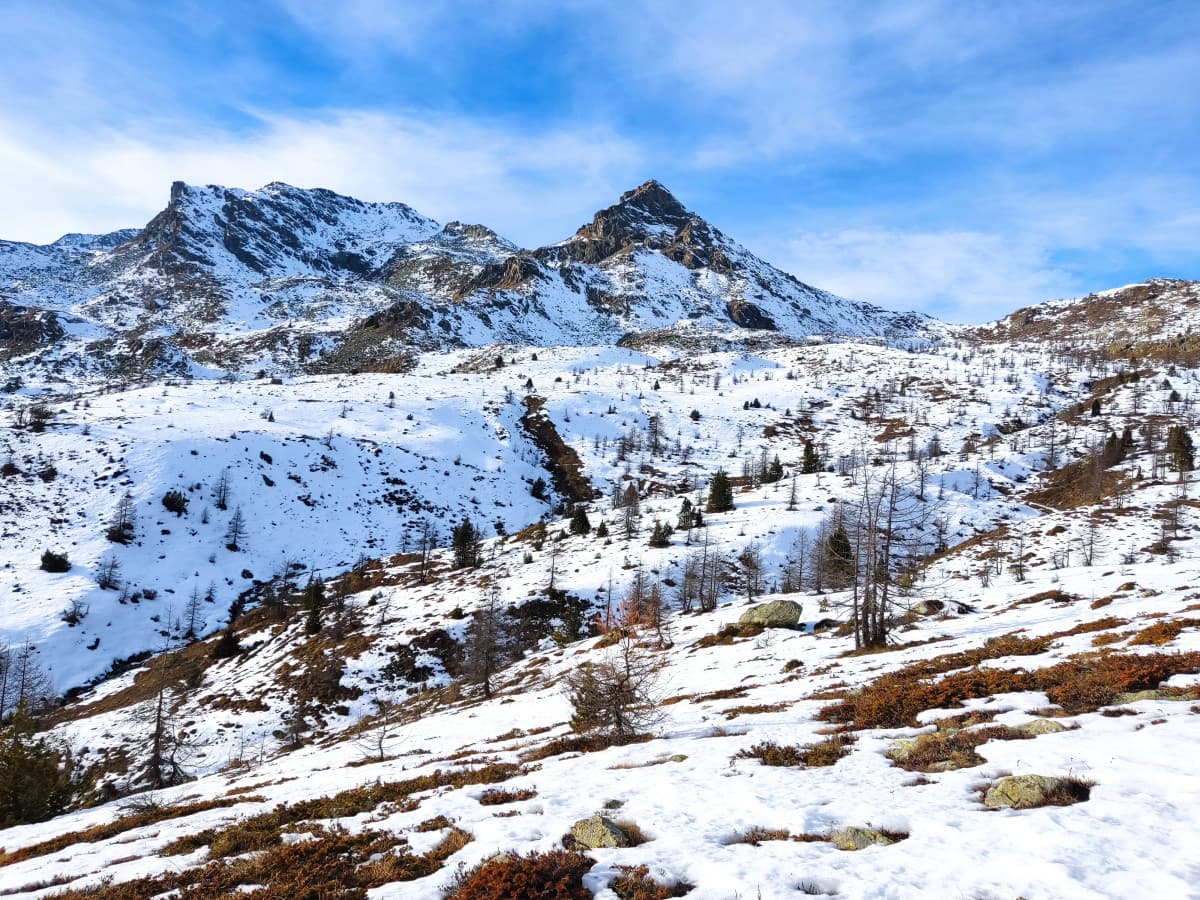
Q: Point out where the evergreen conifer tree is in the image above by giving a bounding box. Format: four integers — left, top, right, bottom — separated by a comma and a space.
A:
705, 470, 734, 513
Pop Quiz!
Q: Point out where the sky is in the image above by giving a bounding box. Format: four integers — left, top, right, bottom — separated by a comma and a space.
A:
0, 0, 1197, 323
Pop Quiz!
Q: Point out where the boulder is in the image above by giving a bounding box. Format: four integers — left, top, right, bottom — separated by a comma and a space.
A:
886, 738, 920, 763
983, 775, 1065, 809
832, 827, 898, 851
1018, 719, 1068, 736
569, 815, 630, 849
737, 599, 802, 628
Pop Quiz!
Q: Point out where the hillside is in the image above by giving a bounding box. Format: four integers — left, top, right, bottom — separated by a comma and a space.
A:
970, 278, 1200, 361
1, 298, 1199, 897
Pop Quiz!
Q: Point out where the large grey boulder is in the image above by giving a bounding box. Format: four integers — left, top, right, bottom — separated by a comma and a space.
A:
737, 599, 802, 628
983, 775, 1066, 809
569, 815, 630, 849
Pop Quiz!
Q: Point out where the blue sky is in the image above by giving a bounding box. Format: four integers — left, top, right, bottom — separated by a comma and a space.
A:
1, 1, 1196, 322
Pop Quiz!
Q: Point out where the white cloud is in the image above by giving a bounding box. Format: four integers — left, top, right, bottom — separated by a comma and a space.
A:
0, 111, 646, 246
775, 228, 1079, 324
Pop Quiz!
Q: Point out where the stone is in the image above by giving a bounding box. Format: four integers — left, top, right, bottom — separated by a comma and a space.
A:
913, 599, 945, 616
832, 827, 898, 851
737, 599, 802, 628
569, 815, 630, 849
983, 775, 1065, 809
1018, 719, 1068, 736
886, 738, 920, 762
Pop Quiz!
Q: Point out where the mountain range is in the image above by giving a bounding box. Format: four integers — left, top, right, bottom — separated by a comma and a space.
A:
0, 180, 932, 382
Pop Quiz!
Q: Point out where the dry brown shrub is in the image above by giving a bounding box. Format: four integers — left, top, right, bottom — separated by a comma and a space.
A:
733, 734, 854, 768
820, 651, 1200, 728
0, 795, 264, 868
609, 865, 694, 899
444, 849, 594, 900
161, 764, 523, 859
1128, 618, 1200, 646
478, 787, 537, 806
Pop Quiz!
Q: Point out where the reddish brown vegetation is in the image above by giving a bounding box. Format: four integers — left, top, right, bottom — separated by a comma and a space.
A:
445, 849, 594, 900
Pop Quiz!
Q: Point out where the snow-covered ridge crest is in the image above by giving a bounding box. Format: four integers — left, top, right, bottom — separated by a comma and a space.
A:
0, 179, 934, 382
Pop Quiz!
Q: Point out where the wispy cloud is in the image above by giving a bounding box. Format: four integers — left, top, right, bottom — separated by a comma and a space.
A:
0, 111, 644, 245
0, 0, 1195, 318
776, 228, 1076, 323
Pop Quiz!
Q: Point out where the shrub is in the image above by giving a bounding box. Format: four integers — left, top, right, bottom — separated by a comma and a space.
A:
445, 849, 593, 900
39, 550, 69, 573
734, 735, 854, 768
161, 490, 188, 516
478, 787, 537, 805
610, 864, 694, 899
821, 650, 1200, 728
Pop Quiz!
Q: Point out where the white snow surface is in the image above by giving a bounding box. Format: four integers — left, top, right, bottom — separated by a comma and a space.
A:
0, 335, 1199, 898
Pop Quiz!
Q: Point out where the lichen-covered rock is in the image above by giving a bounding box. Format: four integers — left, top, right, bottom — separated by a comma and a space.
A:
983, 775, 1064, 809
886, 738, 920, 762
832, 827, 898, 851
737, 599, 802, 628
1018, 719, 1068, 736
569, 815, 630, 849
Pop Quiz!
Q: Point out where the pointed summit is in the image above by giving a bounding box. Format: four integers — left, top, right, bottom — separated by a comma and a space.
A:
554, 179, 698, 264
611, 179, 692, 229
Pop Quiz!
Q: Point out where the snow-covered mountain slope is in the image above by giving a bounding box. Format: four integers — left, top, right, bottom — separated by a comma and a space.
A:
1, 336, 1199, 897
971, 277, 1200, 358
0, 181, 933, 382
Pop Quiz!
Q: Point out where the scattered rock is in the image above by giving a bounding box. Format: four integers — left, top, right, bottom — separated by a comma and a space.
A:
832, 827, 899, 851
913, 599, 944, 616
1017, 719, 1069, 736
569, 815, 630, 849
737, 599, 802, 628
984, 775, 1070, 809
886, 738, 920, 763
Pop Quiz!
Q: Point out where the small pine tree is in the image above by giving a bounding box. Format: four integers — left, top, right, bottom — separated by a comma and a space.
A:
530, 477, 548, 500
676, 497, 694, 531
705, 470, 734, 513
1167, 425, 1195, 473
764, 455, 784, 483
801, 440, 821, 474
303, 576, 325, 635
595, 520, 610, 539
648, 521, 672, 548
826, 524, 855, 588
569, 505, 592, 535
451, 517, 482, 569
0, 706, 78, 827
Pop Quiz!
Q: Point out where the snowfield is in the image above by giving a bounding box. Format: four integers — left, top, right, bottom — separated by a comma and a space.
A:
0, 332, 1199, 898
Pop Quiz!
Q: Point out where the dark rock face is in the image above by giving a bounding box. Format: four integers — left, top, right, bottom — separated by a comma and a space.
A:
726, 300, 777, 331
545, 179, 698, 266
0, 302, 63, 359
